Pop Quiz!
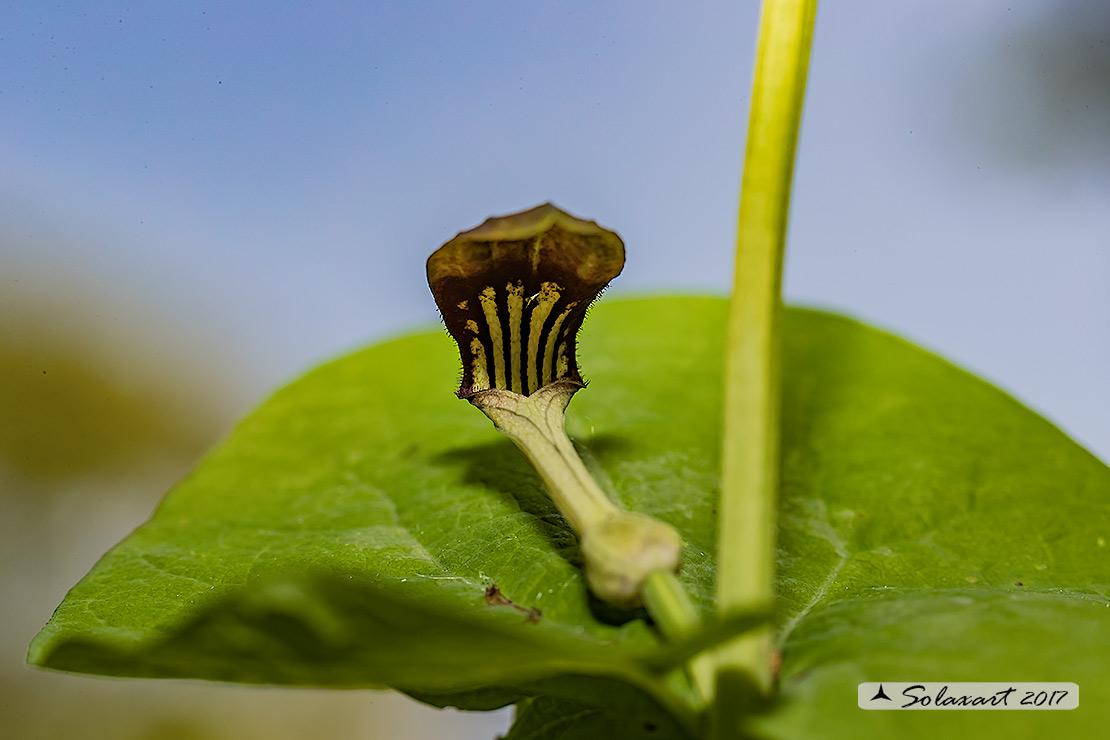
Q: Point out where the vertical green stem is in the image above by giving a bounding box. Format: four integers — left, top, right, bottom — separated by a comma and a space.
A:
715, 0, 817, 728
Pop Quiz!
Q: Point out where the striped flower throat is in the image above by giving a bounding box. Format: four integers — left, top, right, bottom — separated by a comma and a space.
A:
464, 279, 577, 396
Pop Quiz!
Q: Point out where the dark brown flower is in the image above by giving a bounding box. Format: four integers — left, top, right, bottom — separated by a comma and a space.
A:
427, 203, 625, 398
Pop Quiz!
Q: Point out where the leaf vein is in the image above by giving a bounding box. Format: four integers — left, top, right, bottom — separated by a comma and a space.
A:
775, 551, 846, 651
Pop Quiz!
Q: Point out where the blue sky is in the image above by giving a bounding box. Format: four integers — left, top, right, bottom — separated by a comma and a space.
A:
3, 0, 1108, 459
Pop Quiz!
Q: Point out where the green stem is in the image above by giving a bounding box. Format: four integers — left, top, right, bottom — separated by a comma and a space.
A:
715, 0, 817, 726
642, 570, 716, 707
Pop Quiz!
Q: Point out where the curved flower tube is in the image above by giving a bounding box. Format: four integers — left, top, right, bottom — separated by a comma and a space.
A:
427, 204, 681, 607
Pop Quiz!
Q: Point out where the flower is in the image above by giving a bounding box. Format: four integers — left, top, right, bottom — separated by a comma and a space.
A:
426, 204, 679, 607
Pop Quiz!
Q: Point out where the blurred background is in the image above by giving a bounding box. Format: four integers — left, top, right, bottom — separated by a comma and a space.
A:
2, 1, 1107, 738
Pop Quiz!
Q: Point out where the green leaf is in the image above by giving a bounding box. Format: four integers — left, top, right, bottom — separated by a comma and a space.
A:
29, 297, 1110, 739
36, 574, 650, 691
747, 303, 1110, 739
509, 697, 656, 740
503, 678, 692, 740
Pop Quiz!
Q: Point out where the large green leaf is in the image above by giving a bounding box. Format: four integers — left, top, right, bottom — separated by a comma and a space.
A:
29, 297, 1110, 739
